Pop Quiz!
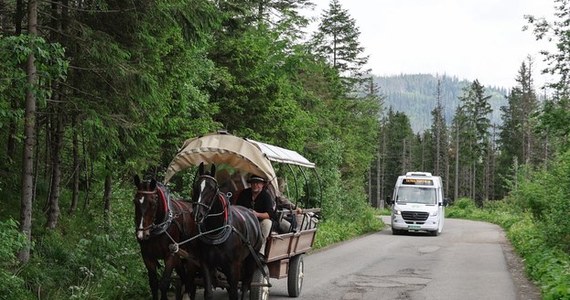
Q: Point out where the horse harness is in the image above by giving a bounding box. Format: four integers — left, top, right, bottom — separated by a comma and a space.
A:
192, 174, 234, 245
190, 175, 271, 284
136, 187, 191, 242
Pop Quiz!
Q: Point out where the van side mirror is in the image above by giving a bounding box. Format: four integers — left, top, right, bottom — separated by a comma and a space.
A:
386, 196, 393, 205
443, 198, 451, 206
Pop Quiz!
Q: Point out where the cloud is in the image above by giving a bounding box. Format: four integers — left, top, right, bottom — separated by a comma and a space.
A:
308, 0, 556, 89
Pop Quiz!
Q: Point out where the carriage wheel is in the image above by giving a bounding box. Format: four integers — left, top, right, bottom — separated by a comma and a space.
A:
287, 254, 304, 297
250, 265, 270, 300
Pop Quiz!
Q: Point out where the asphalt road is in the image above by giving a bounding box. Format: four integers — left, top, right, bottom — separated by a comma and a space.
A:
185, 216, 540, 300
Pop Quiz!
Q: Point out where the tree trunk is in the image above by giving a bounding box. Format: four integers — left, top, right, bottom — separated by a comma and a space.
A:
376, 147, 382, 209
103, 173, 112, 214
7, 102, 18, 161
15, 0, 24, 34
46, 113, 62, 229
454, 125, 459, 201
5, 0, 24, 162
70, 116, 79, 214
18, 0, 38, 264
83, 135, 91, 210
367, 167, 372, 205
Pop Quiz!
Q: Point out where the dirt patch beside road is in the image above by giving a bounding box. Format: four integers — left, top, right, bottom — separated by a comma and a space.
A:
502, 240, 541, 300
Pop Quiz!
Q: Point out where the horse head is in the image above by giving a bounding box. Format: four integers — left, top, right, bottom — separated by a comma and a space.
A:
133, 175, 170, 241
191, 163, 222, 224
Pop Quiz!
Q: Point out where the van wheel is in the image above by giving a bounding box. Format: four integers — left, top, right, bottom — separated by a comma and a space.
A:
429, 230, 439, 236
392, 228, 405, 235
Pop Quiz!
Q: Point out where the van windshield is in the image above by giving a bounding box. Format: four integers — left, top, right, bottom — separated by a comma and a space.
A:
396, 186, 436, 204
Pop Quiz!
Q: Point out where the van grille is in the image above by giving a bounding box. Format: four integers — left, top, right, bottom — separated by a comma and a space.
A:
402, 211, 429, 221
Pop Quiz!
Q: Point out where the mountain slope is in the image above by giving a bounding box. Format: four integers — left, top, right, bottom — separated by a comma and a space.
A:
375, 74, 508, 133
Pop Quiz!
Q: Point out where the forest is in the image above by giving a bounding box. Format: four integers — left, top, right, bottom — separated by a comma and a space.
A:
1, 0, 569, 299
375, 74, 510, 132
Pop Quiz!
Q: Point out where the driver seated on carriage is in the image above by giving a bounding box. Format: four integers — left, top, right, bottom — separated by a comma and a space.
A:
233, 175, 276, 256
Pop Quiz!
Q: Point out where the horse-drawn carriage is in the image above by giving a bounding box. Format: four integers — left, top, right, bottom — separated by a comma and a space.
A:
134, 131, 321, 300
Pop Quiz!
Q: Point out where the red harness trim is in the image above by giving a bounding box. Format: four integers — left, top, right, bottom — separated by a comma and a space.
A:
157, 187, 169, 215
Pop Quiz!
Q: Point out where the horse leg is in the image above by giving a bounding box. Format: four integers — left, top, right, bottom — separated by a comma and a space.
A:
159, 255, 178, 300
176, 259, 198, 300
241, 256, 256, 300
223, 264, 241, 300
174, 264, 188, 300
142, 258, 160, 300
181, 258, 201, 300
200, 261, 214, 300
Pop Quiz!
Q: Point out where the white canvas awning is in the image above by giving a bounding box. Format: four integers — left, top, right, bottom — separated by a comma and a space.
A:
163, 132, 314, 185
246, 139, 315, 168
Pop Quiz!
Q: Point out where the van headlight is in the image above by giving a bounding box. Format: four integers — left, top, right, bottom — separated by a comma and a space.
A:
393, 208, 401, 215
430, 210, 438, 216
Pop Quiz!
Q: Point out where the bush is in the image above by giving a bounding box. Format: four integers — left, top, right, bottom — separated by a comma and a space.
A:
446, 197, 476, 218
509, 151, 570, 252
314, 208, 383, 250
0, 219, 32, 300
508, 214, 570, 300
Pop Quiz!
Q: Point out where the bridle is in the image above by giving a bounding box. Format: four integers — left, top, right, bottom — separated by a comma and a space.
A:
135, 186, 173, 237
192, 175, 227, 220
192, 174, 232, 244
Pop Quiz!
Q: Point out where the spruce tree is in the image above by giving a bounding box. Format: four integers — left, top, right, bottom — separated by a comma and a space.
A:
431, 78, 449, 178
525, 0, 570, 152
457, 80, 492, 202
311, 0, 369, 90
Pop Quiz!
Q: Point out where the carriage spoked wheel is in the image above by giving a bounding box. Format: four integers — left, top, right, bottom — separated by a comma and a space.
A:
250, 265, 270, 300
287, 254, 305, 297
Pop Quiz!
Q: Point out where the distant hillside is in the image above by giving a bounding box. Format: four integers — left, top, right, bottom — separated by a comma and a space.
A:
374, 74, 508, 133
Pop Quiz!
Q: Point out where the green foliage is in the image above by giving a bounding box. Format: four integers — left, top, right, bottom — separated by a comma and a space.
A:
508, 215, 570, 300
536, 97, 570, 152
0, 35, 68, 130
0, 219, 30, 300
313, 210, 383, 250
508, 150, 570, 252
446, 197, 477, 218
17, 184, 152, 299
525, 0, 570, 152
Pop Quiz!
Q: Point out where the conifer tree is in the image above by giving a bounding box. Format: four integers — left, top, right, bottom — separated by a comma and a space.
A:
310, 0, 369, 89
457, 80, 492, 202
382, 109, 414, 198
525, 0, 570, 152
431, 78, 449, 178
497, 58, 542, 197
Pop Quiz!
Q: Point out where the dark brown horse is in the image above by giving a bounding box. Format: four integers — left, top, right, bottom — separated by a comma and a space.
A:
133, 175, 199, 300
192, 163, 265, 300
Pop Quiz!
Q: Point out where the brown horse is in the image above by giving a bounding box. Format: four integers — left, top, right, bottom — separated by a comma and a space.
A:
192, 163, 265, 300
133, 175, 199, 300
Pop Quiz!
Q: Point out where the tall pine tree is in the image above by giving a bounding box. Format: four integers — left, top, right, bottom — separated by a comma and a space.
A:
310, 0, 369, 90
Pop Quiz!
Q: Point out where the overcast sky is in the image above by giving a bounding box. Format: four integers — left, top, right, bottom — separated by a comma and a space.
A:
307, 0, 556, 89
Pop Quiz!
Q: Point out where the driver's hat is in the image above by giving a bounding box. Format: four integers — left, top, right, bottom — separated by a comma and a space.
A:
247, 175, 266, 183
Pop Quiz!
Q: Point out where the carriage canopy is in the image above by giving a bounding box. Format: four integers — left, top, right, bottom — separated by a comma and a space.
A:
163, 132, 315, 187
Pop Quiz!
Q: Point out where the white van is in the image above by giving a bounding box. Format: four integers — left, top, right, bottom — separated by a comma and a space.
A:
387, 172, 447, 236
